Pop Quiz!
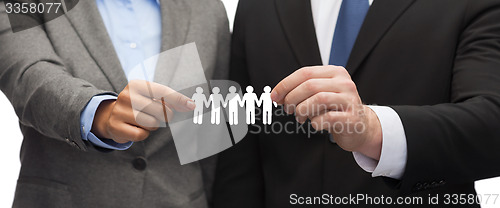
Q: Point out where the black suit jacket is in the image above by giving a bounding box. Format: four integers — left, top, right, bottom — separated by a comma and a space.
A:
214, 0, 500, 207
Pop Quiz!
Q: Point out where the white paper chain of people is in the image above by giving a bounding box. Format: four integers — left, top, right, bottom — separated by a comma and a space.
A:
191, 86, 277, 125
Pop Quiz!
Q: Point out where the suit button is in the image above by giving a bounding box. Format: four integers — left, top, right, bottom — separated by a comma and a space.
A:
133, 157, 147, 171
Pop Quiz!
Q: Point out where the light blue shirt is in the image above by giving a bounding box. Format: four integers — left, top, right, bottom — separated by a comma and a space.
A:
79, 0, 162, 150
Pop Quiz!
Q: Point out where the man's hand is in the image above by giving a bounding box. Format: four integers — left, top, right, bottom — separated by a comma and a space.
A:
92, 80, 196, 144
270, 66, 383, 160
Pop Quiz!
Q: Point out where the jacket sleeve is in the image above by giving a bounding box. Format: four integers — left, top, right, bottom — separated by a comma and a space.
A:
0, 3, 114, 151
391, 0, 500, 194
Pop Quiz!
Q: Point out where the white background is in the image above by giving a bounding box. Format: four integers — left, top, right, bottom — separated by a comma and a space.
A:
1, 1, 499, 207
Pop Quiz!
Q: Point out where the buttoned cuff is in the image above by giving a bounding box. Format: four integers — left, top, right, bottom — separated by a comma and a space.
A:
352, 105, 407, 180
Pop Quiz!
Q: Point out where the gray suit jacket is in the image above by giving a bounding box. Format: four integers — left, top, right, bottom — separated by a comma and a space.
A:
0, 0, 230, 207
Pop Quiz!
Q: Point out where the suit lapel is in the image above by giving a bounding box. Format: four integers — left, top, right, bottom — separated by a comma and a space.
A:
347, 0, 416, 75
146, 0, 193, 154
275, 0, 323, 67
154, 0, 192, 85
159, 0, 191, 52
64, 0, 128, 92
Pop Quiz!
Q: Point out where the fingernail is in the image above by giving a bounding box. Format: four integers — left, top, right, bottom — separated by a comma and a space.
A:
186, 100, 196, 110
271, 90, 279, 101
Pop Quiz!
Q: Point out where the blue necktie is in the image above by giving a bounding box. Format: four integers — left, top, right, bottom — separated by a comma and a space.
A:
329, 0, 370, 67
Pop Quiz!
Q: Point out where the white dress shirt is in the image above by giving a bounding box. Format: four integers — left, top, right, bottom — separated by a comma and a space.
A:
310, 0, 407, 179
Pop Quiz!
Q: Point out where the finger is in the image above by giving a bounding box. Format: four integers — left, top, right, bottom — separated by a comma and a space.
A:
112, 137, 129, 144
130, 93, 173, 122
294, 92, 350, 123
108, 120, 150, 143
309, 111, 349, 132
159, 89, 195, 112
129, 80, 195, 112
113, 99, 162, 130
133, 111, 160, 131
120, 106, 161, 130
144, 100, 174, 123
283, 78, 353, 113
147, 81, 195, 112
271, 66, 349, 103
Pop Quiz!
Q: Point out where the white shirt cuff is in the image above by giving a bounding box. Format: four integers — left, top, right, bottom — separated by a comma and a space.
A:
352, 105, 408, 180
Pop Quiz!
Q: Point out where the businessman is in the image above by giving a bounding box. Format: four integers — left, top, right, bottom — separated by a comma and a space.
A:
214, 0, 500, 207
0, 0, 229, 207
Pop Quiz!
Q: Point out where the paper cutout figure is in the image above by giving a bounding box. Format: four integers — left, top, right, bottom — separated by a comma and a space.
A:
224, 86, 244, 125
191, 87, 208, 124
242, 86, 262, 124
129, 43, 247, 165
207, 87, 226, 125
259, 86, 278, 125
192, 85, 277, 126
